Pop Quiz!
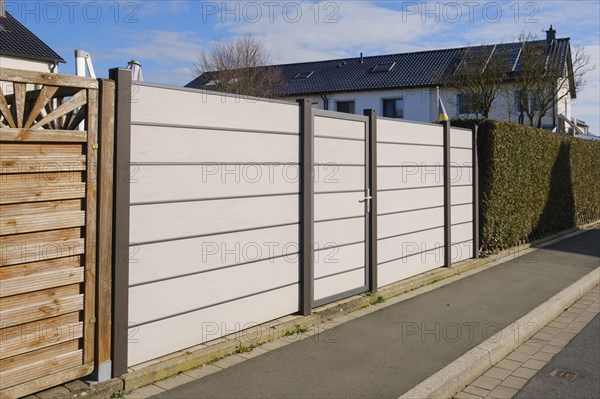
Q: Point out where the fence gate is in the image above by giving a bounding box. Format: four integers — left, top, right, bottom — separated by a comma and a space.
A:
311, 110, 370, 307
0, 69, 111, 399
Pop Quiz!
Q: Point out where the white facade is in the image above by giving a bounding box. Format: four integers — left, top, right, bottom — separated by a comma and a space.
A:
280, 79, 572, 129
0, 55, 59, 94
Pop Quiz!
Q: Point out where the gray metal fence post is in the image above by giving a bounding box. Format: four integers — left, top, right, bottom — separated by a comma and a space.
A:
443, 120, 452, 267
109, 68, 131, 376
364, 109, 378, 291
297, 99, 314, 315
472, 124, 480, 259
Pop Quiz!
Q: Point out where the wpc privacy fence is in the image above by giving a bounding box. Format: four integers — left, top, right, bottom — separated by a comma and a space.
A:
451, 118, 600, 254
110, 69, 477, 372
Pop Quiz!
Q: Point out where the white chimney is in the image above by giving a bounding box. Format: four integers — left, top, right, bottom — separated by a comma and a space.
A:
1, 0, 6, 17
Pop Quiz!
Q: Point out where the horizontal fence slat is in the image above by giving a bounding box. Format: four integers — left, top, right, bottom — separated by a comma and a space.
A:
0, 312, 82, 359
314, 242, 364, 279
131, 125, 299, 164
129, 256, 298, 325
377, 119, 443, 146
314, 115, 365, 140
0, 256, 80, 280
0, 181, 86, 204
0, 293, 83, 326
129, 196, 299, 244
0, 129, 87, 143
0, 209, 85, 235
0, 347, 82, 390
0, 157, 86, 174
129, 225, 298, 286
0, 268, 84, 297
0, 68, 99, 89
127, 284, 299, 366
314, 268, 365, 301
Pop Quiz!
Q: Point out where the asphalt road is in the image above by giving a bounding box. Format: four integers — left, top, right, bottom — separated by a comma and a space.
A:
515, 314, 600, 399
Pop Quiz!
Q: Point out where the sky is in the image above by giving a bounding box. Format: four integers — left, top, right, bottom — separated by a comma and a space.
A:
7, 0, 600, 133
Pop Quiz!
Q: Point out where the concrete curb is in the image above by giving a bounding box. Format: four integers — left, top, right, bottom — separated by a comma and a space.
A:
399, 267, 600, 399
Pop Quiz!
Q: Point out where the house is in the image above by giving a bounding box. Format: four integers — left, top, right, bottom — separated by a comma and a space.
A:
186, 27, 575, 131
0, 0, 65, 74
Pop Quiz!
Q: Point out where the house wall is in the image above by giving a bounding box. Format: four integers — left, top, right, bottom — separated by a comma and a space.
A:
281, 80, 572, 130
280, 87, 434, 123
1, 55, 58, 93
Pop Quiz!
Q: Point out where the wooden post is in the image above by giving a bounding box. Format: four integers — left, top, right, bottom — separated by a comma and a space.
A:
297, 99, 314, 316
109, 68, 132, 376
95, 78, 115, 381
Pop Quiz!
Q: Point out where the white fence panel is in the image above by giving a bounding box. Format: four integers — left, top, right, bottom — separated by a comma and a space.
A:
127, 83, 300, 366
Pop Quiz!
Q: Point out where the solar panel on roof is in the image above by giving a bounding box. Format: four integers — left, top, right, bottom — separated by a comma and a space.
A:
371, 62, 396, 73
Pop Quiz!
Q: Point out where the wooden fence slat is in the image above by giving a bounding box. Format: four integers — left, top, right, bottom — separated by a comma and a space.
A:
0, 200, 81, 218
0, 209, 85, 235
0, 128, 87, 142
0, 340, 79, 377
13, 83, 26, 129
0, 267, 84, 297
0, 86, 17, 128
0, 293, 83, 326
0, 156, 86, 174
0, 284, 79, 310
0, 256, 80, 280
23, 86, 59, 129
30, 90, 87, 130
0, 181, 86, 204
66, 105, 87, 131
0, 348, 81, 390
0, 312, 82, 359
0, 68, 99, 89
0, 362, 93, 399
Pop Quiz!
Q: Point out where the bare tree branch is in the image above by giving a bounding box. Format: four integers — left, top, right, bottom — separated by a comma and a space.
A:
193, 34, 285, 98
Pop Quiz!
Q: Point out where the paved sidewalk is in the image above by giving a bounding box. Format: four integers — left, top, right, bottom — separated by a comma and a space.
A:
455, 285, 600, 399
126, 229, 599, 399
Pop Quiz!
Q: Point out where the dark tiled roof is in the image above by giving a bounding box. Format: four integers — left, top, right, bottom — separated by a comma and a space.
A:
186, 38, 571, 96
0, 12, 65, 63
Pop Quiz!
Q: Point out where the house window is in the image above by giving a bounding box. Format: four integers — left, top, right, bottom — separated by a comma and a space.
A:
457, 94, 478, 115
383, 98, 404, 118
336, 101, 355, 114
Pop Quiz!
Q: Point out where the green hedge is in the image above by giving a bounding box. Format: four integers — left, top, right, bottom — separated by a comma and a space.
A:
451, 118, 600, 255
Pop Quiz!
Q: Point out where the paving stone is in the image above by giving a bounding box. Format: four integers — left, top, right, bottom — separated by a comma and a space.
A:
154, 373, 195, 390
211, 354, 246, 369
464, 385, 491, 397
260, 338, 290, 351
236, 346, 270, 360
487, 385, 518, 399
538, 326, 562, 335
125, 384, 166, 399
546, 321, 568, 329
539, 344, 564, 354
521, 359, 546, 370
500, 376, 529, 390
484, 367, 513, 380
506, 351, 531, 363
531, 351, 554, 361
532, 331, 555, 341
511, 367, 538, 379
515, 344, 540, 355
471, 376, 502, 391
548, 337, 571, 347
495, 359, 522, 371
455, 391, 482, 399
183, 364, 221, 379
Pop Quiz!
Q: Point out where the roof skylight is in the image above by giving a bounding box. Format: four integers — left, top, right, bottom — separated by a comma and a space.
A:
371, 62, 396, 73
294, 71, 314, 79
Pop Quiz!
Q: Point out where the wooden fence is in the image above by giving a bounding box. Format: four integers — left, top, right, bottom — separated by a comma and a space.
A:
0, 69, 114, 398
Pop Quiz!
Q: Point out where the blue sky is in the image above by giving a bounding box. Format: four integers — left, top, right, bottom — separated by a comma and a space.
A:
7, 0, 599, 133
